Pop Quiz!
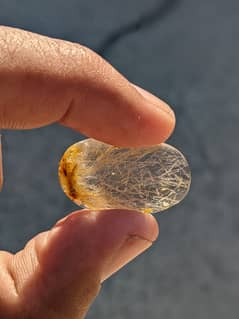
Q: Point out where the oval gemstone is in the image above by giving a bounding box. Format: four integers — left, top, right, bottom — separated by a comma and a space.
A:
58, 138, 191, 213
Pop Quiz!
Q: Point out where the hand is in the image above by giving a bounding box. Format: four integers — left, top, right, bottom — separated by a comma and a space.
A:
0, 26, 175, 319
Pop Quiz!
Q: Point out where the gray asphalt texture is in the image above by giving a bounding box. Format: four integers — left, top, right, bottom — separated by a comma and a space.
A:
0, 0, 238, 318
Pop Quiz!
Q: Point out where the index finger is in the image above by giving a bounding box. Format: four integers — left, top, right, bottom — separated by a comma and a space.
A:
0, 26, 175, 147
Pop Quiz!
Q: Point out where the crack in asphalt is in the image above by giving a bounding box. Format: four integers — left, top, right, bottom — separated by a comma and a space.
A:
96, 0, 181, 57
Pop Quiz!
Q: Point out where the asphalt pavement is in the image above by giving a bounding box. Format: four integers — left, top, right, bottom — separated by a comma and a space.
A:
0, 1, 239, 318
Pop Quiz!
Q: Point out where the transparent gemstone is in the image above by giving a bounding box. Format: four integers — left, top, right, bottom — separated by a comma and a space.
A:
58, 138, 191, 213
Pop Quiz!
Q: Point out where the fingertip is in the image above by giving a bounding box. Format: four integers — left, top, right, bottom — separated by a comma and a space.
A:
98, 83, 176, 147
53, 209, 159, 243
47, 209, 159, 282
129, 84, 176, 147
42, 209, 160, 282
132, 84, 175, 118
59, 63, 176, 147
143, 212, 160, 242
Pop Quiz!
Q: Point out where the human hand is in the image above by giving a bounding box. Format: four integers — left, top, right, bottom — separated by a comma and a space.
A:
0, 26, 175, 318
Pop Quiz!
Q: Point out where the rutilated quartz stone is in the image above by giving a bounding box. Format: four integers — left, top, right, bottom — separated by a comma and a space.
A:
58, 138, 191, 213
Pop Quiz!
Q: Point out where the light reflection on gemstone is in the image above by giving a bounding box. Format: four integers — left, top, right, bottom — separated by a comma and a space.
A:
58, 138, 191, 213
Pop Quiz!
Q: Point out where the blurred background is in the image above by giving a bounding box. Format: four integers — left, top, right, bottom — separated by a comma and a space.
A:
0, 0, 238, 318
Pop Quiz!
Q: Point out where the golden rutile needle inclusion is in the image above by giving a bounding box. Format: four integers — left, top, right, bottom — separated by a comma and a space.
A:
58, 138, 191, 213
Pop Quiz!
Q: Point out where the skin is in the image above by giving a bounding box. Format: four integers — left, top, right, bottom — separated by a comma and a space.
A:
0, 26, 176, 319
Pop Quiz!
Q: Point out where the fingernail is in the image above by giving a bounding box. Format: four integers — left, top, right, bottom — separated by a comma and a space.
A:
133, 84, 175, 118
101, 234, 152, 281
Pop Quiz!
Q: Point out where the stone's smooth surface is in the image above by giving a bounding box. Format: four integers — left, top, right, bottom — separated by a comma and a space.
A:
58, 138, 191, 213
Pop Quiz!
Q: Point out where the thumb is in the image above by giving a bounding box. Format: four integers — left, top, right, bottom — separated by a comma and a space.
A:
8, 210, 158, 319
